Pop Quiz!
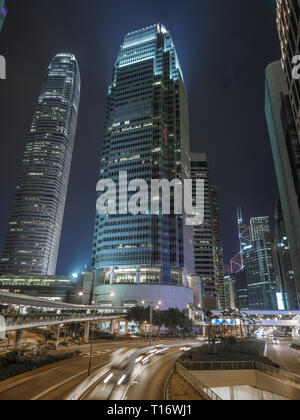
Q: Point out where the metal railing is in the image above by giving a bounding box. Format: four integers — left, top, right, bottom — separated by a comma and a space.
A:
175, 362, 222, 401
0, 313, 123, 333
4, 314, 101, 328
179, 360, 300, 387
180, 360, 256, 371
255, 362, 300, 386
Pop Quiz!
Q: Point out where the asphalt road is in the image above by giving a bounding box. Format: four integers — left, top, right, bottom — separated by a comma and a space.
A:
82, 346, 193, 401
121, 349, 182, 401
0, 340, 147, 400
266, 340, 300, 376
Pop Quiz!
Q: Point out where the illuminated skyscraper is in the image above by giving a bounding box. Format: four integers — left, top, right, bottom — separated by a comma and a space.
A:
244, 233, 278, 310
272, 1, 300, 303
230, 207, 251, 274
274, 199, 299, 309
0, 54, 80, 276
211, 185, 225, 309
191, 154, 225, 310
0, 0, 7, 32
277, 0, 300, 134
250, 216, 270, 241
91, 25, 194, 310
265, 60, 300, 304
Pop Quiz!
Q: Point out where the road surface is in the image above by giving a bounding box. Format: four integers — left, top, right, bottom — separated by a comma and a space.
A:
0, 340, 146, 400
82, 346, 196, 400
266, 339, 300, 375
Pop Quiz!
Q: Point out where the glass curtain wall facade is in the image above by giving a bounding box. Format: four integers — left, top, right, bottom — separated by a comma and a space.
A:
250, 217, 270, 241
277, 0, 300, 134
244, 232, 278, 310
0, 54, 80, 276
274, 199, 299, 309
211, 185, 225, 309
265, 60, 300, 305
191, 153, 222, 310
234, 270, 249, 311
92, 25, 194, 294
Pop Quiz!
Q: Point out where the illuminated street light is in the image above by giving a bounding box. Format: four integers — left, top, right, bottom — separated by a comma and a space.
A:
87, 290, 116, 377
141, 299, 163, 346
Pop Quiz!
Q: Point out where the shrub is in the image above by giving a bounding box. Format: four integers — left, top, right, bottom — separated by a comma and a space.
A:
178, 339, 278, 368
0, 351, 79, 382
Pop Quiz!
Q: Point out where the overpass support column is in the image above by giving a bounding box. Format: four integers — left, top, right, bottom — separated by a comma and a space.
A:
84, 321, 90, 342
110, 320, 115, 334
14, 329, 24, 349
55, 325, 60, 350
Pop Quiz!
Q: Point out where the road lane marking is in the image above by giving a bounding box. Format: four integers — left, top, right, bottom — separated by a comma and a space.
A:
30, 361, 109, 400
120, 348, 181, 401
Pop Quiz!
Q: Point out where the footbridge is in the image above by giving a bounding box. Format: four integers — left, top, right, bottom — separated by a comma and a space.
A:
0, 291, 131, 346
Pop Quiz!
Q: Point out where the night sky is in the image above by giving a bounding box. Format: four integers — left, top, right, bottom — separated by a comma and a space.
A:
0, 0, 280, 276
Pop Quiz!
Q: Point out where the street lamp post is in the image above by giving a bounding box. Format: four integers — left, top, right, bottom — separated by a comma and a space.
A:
87, 291, 115, 377
141, 300, 162, 346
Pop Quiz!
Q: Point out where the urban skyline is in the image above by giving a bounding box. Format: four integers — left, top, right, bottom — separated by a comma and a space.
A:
0, 0, 280, 277
1, 0, 300, 403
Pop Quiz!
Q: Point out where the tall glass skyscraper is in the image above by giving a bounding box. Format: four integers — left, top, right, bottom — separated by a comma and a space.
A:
250, 216, 270, 242
244, 232, 278, 310
92, 25, 194, 310
277, 0, 300, 134
271, 0, 300, 305
0, 0, 7, 32
274, 199, 299, 309
190, 154, 225, 310
0, 54, 80, 276
265, 61, 300, 306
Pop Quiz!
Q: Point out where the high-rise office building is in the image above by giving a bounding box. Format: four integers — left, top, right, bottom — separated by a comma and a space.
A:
277, 0, 300, 134
244, 232, 278, 310
230, 207, 251, 274
265, 60, 300, 303
0, 0, 7, 32
211, 185, 225, 309
91, 25, 194, 310
191, 154, 224, 310
234, 270, 249, 311
224, 275, 236, 311
274, 199, 299, 309
0, 54, 80, 276
250, 216, 270, 241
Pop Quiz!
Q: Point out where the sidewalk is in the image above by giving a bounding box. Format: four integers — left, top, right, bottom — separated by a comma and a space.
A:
170, 372, 204, 400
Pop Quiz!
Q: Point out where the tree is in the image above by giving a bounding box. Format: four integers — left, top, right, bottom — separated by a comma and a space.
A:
126, 306, 149, 332
153, 310, 165, 338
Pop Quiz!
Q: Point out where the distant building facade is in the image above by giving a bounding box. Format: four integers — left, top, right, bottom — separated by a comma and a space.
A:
230, 207, 251, 274
0, 54, 81, 276
244, 232, 278, 310
250, 217, 270, 241
211, 185, 225, 309
0, 274, 76, 302
224, 275, 236, 311
191, 154, 225, 310
234, 270, 249, 311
